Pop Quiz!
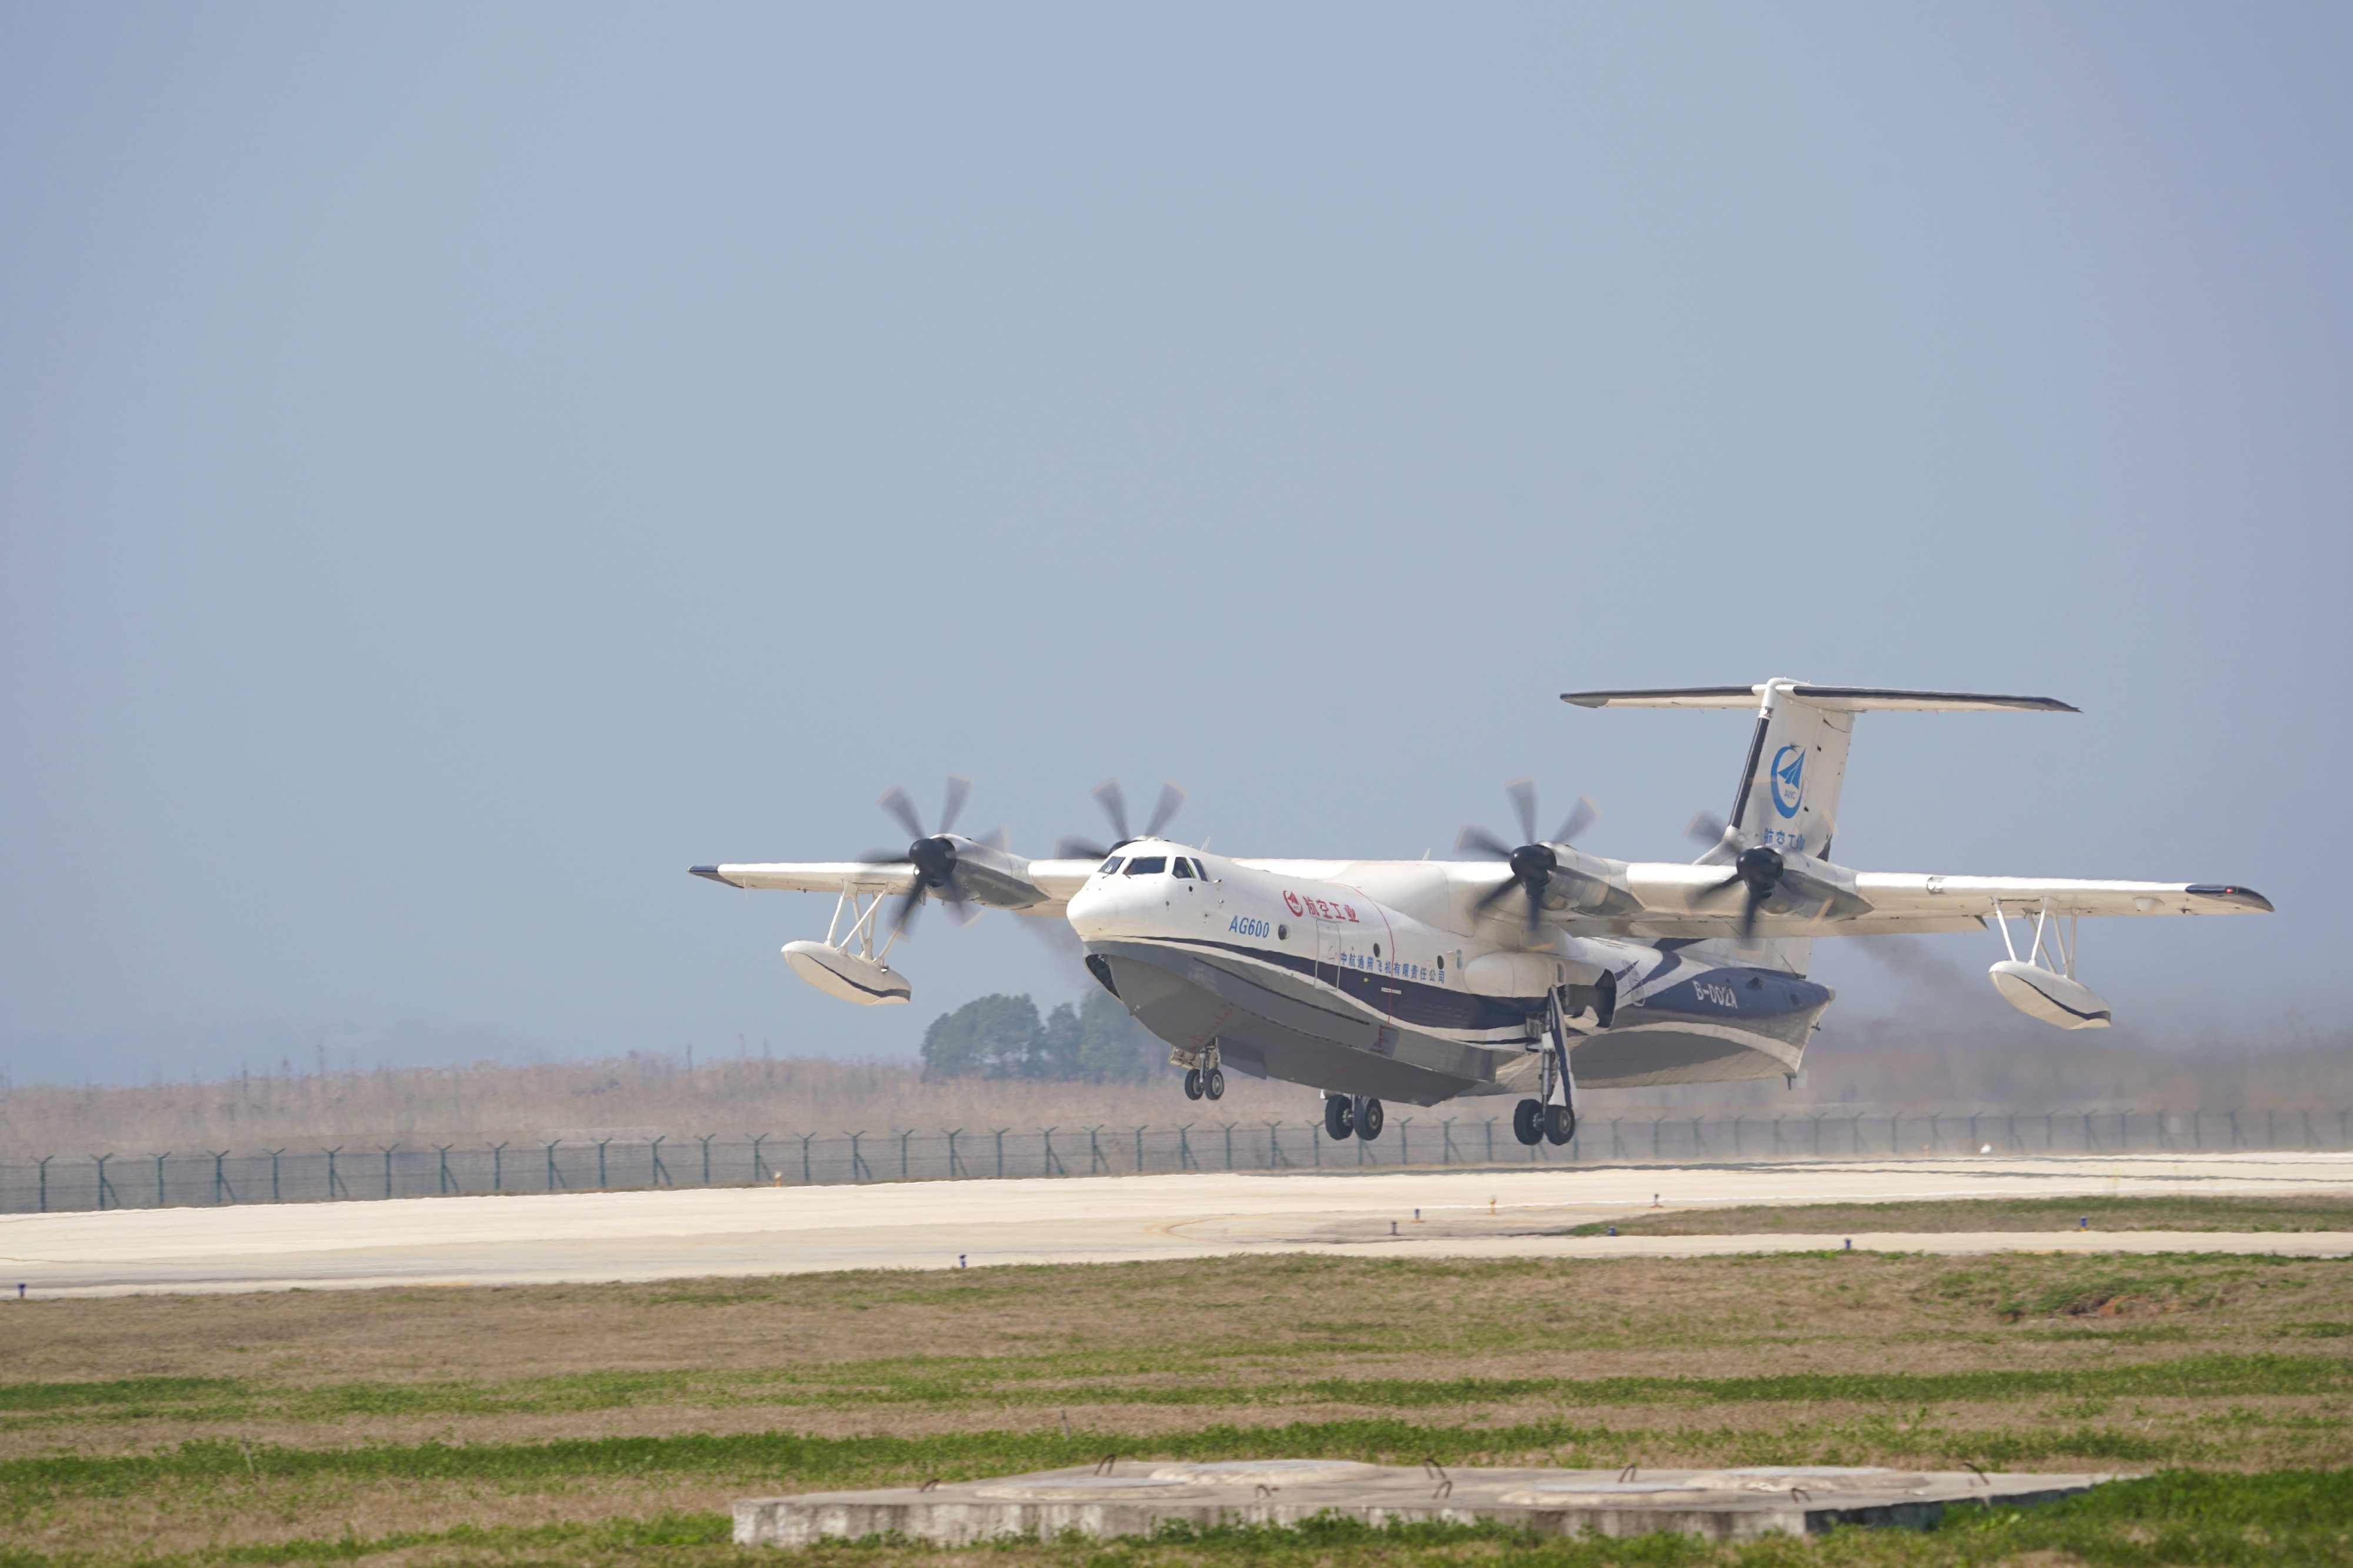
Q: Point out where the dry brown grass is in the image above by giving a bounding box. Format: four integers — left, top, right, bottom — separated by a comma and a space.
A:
8, 1249, 2353, 1557
0, 1056, 1310, 1155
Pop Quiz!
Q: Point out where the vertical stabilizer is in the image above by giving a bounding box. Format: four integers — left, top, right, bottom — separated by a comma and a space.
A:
1724, 680, 1852, 862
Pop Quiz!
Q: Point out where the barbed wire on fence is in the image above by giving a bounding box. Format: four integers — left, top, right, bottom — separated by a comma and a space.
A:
2, 1106, 2347, 1215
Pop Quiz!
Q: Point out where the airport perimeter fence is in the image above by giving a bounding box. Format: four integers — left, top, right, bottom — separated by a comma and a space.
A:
2, 1106, 2349, 1215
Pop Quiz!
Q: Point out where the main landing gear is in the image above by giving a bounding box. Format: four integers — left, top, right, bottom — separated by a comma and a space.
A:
1324, 1094, 1384, 1141
1513, 986, 1579, 1147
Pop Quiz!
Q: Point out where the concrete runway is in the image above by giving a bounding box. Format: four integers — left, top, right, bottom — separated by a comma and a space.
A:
4, 1152, 2350, 1296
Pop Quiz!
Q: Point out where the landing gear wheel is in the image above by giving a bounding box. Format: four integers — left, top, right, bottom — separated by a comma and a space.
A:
1545, 1104, 1576, 1146
1203, 1066, 1226, 1100
1354, 1096, 1385, 1141
1183, 1068, 1204, 1100
1512, 1099, 1544, 1146
1324, 1095, 1354, 1140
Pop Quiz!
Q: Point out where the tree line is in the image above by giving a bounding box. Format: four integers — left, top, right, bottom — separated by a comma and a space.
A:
918, 990, 1160, 1082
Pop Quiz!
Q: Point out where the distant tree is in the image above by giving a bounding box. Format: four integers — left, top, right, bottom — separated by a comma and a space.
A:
918, 994, 1043, 1081
918, 989, 1162, 1082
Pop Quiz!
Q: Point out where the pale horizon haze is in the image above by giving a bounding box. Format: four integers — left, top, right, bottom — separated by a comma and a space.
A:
3, 4, 2347, 1086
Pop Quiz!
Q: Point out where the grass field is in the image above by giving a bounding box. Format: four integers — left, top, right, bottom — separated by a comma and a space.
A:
5, 1209, 2353, 1564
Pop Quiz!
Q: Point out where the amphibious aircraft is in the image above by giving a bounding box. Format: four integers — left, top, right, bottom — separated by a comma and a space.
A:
689, 682, 2270, 1147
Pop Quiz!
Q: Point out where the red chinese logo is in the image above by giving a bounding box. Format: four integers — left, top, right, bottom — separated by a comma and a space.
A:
1283, 890, 1305, 916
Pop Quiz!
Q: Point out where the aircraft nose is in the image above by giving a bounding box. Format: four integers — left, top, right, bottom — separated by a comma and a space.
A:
1064, 878, 1115, 939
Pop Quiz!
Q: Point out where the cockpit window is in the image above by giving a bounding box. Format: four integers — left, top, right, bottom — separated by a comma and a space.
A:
1125, 856, 1167, 876
1172, 859, 1195, 879
1096, 856, 1125, 875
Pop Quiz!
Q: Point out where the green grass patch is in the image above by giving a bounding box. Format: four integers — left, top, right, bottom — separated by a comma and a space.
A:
1565, 1193, 2353, 1237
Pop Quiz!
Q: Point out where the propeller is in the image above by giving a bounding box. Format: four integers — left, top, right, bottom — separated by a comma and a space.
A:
1684, 810, 1870, 937
1055, 778, 1187, 860
1455, 778, 1601, 940
862, 775, 981, 939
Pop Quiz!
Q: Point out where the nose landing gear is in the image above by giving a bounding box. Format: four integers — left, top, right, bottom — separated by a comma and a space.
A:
1179, 1040, 1225, 1101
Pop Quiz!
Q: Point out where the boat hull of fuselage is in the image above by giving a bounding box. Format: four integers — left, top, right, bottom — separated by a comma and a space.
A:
1086, 936, 1834, 1104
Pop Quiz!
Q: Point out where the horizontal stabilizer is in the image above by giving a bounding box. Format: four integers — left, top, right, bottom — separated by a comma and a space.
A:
1561, 685, 2077, 714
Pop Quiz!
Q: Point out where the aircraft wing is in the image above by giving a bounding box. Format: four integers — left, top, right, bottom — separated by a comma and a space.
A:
688, 862, 918, 893
1847, 874, 2272, 919
1609, 864, 2270, 938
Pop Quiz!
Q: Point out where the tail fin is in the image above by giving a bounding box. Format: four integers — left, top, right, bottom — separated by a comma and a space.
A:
1562, 681, 2077, 864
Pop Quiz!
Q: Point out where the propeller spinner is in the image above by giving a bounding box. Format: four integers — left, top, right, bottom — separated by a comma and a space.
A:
1456, 778, 1601, 940
863, 775, 983, 939
1684, 810, 1869, 937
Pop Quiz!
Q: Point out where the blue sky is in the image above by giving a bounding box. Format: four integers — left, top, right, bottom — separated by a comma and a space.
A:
3, 4, 2347, 1082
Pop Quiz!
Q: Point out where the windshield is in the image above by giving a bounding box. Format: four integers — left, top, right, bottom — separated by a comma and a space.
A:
1096, 856, 1124, 875
1124, 856, 1168, 876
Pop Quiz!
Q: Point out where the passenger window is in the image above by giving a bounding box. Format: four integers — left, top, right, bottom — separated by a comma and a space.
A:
1125, 856, 1167, 876
1097, 857, 1125, 875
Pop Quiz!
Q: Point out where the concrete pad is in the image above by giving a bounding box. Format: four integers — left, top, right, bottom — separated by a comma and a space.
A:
735, 1460, 2119, 1544
2, 1152, 2348, 1296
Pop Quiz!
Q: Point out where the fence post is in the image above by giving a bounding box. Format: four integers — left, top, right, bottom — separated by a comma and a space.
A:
379, 1144, 398, 1199
596, 1138, 612, 1189
325, 1147, 348, 1199
486, 1143, 506, 1194
1809, 1116, 1822, 1157
992, 1129, 1008, 1179
945, 1129, 965, 1177
1088, 1126, 1108, 1175
899, 1128, 913, 1180
648, 1136, 672, 1186
2083, 1112, 2096, 1152
2227, 1112, 2243, 1149
94, 1153, 116, 1210
435, 1145, 457, 1194
1689, 1119, 1705, 1159
698, 1135, 715, 1185
1132, 1126, 1146, 1173
848, 1132, 872, 1182
1041, 1128, 1065, 1177
1483, 1119, 1495, 1163
1265, 1122, 1290, 1169
267, 1147, 286, 1200
152, 1152, 171, 1207
752, 1134, 772, 1182
211, 1150, 235, 1205
1396, 1119, 1411, 1165
36, 1155, 51, 1213
1652, 1119, 1665, 1160
1441, 1119, 1459, 1165
1308, 1121, 1321, 1168
801, 1132, 816, 1184
544, 1139, 566, 1190
1176, 1124, 1198, 1170
1221, 1122, 1237, 1170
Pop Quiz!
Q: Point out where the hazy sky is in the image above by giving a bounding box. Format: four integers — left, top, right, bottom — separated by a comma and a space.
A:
4, 4, 2347, 1084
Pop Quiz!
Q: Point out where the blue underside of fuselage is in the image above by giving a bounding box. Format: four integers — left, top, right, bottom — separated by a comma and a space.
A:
1126, 933, 1829, 1034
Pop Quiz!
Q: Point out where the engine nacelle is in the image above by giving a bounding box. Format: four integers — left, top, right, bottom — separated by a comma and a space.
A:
1988, 959, 2110, 1030
782, 940, 911, 1006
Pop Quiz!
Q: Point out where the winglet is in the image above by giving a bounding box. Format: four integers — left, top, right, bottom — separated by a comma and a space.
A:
2185, 884, 2274, 912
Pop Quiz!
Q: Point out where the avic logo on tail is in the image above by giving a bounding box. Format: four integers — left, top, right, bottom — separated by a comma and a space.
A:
1770, 745, 1805, 818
